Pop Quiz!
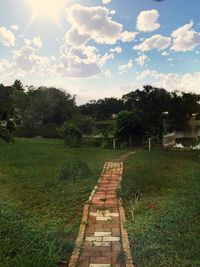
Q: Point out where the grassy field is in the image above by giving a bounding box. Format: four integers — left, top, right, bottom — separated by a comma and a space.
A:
0, 138, 124, 267
121, 150, 200, 267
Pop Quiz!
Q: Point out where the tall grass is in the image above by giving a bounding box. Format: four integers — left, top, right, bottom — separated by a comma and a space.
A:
122, 151, 200, 267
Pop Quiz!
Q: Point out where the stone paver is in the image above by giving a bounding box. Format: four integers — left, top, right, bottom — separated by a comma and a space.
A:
69, 160, 134, 267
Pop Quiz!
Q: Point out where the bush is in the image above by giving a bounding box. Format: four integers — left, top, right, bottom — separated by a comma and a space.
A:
58, 122, 83, 147
58, 157, 92, 183
0, 122, 14, 142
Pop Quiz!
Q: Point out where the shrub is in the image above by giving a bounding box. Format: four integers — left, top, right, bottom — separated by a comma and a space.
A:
0, 121, 14, 142
58, 157, 92, 183
58, 122, 83, 147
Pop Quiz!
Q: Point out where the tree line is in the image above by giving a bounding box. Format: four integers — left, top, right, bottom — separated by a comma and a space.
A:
0, 81, 94, 143
1, 81, 200, 146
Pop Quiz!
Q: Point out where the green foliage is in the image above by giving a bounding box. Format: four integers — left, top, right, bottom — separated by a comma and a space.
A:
122, 151, 200, 267
115, 110, 143, 146
0, 84, 16, 142
80, 97, 124, 120
75, 115, 96, 134
58, 122, 83, 147
0, 122, 14, 142
58, 156, 92, 183
16, 86, 77, 138
12, 80, 24, 91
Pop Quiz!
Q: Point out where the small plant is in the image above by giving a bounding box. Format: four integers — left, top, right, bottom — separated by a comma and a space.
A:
128, 192, 141, 222
58, 156, 92, 184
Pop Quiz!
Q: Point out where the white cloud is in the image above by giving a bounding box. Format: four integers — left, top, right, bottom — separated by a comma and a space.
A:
118, 59, 133, 74
65, 28, 89, 46
121, 31, 138, 42
110, 46, 122, 54
24, 39, 31, 45
10, 25, 19, 31
136, 69, 159, 81
0, 59, 11, 72
136, 69, 200, 94
13, 45, 50, 73
66, 4, 137, 44
51, 56, 56, 61
136, 9, 160, 32
105, 70, 112, 77
171, 22, 200, 51
161, 51, 170, 56
134, 34, 171, 52
110, 10, 116, 15
102, 0, 112, 4
57, 44, 101, 78
33, 36, 42, 48
135, 54, 150, 66
0, 26, 15, 46
57, 61, 101, 78
99, 52, 115, 65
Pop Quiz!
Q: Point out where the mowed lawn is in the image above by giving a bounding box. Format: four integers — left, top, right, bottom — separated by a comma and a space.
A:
0, 138, 124, 267
121, 150, 200, 267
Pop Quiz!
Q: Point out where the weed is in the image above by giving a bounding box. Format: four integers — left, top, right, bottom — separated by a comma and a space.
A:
117, 248, 127, 266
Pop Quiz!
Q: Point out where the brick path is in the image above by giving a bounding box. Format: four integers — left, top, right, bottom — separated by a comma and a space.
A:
68, 160, 134, 267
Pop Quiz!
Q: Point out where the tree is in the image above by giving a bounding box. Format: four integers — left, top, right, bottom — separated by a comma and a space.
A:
16, 86, 77, 138
0, 84, 16, 142
58, 122, 83, 147
122, 86, 171, 136
27, 87, 77, 125
12, 80, 24, 91
115, 110, 144, 146
74, 114, 95, 134
80, 97, 124, 120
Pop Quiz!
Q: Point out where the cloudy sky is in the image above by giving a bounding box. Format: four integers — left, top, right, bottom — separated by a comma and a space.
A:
0, 0, 200, 103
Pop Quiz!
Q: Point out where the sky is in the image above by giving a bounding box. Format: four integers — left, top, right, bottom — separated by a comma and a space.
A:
0, 0, 200, 104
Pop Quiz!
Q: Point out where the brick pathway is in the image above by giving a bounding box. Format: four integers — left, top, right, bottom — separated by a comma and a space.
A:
68, 161, 134, 267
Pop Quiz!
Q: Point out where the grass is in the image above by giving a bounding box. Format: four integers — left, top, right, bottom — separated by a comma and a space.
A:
121, 150, 200, 267
0, 138, 124, 266
96, 120, 115, 125
189, 119, 200, 129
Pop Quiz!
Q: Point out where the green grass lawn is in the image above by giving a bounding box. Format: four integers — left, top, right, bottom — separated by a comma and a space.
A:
0, 138, 124, 267
121, 150, 200, 267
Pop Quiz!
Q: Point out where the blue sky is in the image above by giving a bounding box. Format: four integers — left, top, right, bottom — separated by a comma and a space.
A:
0, 0, 200, 103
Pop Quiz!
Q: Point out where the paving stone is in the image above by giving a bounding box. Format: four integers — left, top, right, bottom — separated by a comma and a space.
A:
112, 241, 121, 252
103, 236, 120, 242
96, 216, 112, 221
90, 257, 111, 264
94, 232, 112, 237
89, 264, 111, 267
86, 236, 102, 242
93, 241, 111, 247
